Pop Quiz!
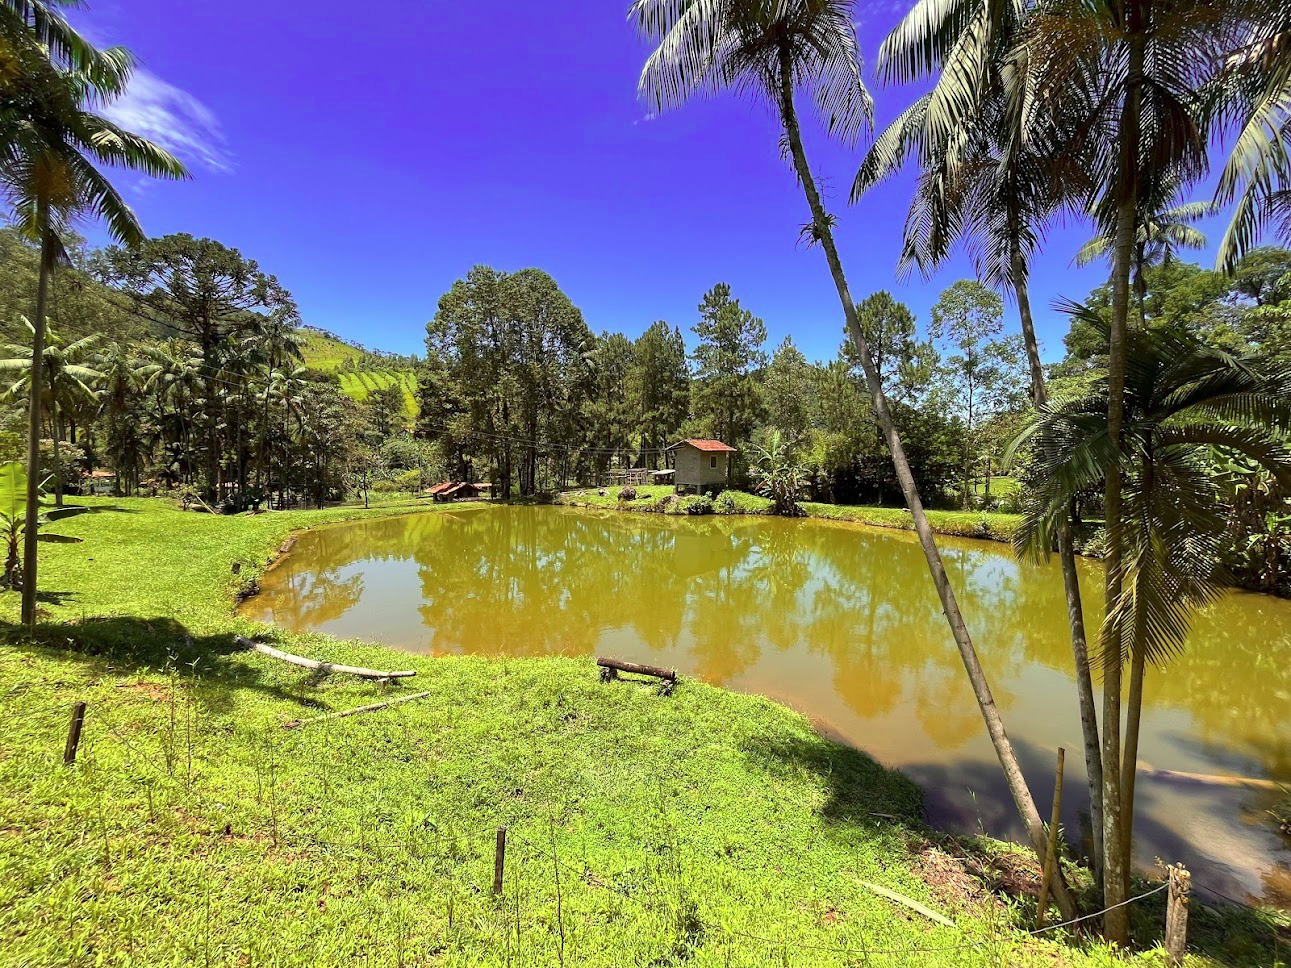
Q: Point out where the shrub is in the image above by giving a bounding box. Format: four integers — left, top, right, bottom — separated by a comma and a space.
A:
619, 486, 637, 502
668, 494, 713, 515
713, 491, 737, 514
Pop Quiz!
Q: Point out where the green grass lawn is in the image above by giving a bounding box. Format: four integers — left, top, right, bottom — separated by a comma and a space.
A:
0, 498, 1278, 966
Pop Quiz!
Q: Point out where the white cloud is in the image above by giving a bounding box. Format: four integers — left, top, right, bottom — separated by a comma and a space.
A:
103, 70, 232, 174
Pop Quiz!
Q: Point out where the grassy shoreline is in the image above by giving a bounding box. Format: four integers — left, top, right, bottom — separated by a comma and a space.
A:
0, 497, 1277, 966
554, 485, 1023, 542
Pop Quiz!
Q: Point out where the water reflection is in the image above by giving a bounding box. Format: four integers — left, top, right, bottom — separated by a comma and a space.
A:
245, 505, 1291, 905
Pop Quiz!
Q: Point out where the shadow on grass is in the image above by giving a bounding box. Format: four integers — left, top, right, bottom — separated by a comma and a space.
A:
747, 730, 1289, 965
0, 615, 331, 715
740, 730, 924, 828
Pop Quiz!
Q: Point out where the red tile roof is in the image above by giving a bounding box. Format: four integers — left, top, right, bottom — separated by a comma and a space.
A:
427, 481, 457, 495
669, 438, 736, 453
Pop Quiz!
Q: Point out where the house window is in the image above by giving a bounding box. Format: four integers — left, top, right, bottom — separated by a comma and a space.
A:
709, 456, 718, 469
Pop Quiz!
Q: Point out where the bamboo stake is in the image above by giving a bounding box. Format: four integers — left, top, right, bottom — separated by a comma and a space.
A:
282, 691, 430, 730
1035, 747, 1065, 929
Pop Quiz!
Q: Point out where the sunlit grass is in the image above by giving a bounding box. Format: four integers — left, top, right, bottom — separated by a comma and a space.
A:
0, 498, 1276, 966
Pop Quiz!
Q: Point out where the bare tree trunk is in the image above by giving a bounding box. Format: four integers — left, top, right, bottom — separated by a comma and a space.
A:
51, 378, 63, 508
776, 50, 1076, 923
1120, 449, 1153, 887
1121, 604, 1146, 882
1058, 512, 1105, 882
1099, 20, 1146, 940
21, 222, 55, 625
1012, 243, 1105, 887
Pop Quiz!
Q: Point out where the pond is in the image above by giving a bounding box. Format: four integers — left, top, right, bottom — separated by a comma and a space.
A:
241, 504, 1291, 907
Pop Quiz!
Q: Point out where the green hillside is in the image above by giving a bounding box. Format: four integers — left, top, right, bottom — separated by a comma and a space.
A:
337, 367, 418, 416
298, 327, 367, 371
298, 327, 419, 421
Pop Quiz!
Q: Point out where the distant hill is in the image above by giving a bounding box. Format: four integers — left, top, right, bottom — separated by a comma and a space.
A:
298, 326, 372, 370
298, 326, 419, 421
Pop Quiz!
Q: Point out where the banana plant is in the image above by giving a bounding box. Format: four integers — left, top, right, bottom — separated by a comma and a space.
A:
0, 460, 107, 591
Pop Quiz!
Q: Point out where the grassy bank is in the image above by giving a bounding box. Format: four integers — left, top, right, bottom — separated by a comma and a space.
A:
0, 499, 1277, 966
556, 486, 1022, 542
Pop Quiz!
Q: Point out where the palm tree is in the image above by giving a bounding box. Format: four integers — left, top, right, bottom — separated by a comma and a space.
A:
140, 341, 204, 487
247, 310, 304, 490
1016, 304, 1291, 895
96, 341, 150, 495
1074, 188, 1216, 318
0, 317, 102, 505
854, 0, 1109, 891
1025, 0, 1242, 936
0, 15, 186, 622
633, 0, 1076, 920
1212, 1, 1291, 271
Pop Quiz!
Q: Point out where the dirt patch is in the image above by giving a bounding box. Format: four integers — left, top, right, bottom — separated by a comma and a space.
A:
912, 843, 993, 910
115, 681, 173, 702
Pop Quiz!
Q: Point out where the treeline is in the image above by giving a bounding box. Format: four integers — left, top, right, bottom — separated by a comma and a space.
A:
0, 228, 425, 509
415, 265, 1029, 504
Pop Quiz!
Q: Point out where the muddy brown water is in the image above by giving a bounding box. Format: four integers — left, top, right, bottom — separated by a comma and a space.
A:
241, 504, 1291, 907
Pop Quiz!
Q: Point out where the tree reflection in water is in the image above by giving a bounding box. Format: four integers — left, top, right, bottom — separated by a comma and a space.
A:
243, 504, 1291, 905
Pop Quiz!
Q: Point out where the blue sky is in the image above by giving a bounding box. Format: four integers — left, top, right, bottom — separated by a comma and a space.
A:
74, 1, 1230, 364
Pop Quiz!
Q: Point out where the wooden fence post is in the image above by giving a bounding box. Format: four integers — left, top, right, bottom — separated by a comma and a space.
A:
493, 826, 507, 896
1165, 864, 1190, 966
1035, 747, 1065, 929
64, 702, 87, 765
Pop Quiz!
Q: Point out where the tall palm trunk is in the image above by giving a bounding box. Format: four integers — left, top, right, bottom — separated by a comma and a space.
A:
1120, 445, 1153, 882
21, 222, 55, 625
775, 48, 1076, 922
1011, 240, 1106, 886
1099, 19, 1146, 945
51, 375, 64, 508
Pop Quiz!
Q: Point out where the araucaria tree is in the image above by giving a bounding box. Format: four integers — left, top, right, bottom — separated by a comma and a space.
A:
96, 234, 299, 501
633, 0, 1076, 919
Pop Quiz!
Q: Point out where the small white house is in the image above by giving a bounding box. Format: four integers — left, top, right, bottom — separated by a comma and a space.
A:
667, 439, 736, 494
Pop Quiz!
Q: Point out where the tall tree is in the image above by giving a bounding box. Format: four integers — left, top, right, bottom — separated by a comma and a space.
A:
629, 320, 689, 465
634, 0, 1076, 919
424, 266, 593, 496
852, 0, 1106, 881
0, 14, 185, 622
929, 280, 1026, 507
763, 336, 812, 446
1029, 0, 1237, 932
690, 282, 766, 464
96, 234, 298, 500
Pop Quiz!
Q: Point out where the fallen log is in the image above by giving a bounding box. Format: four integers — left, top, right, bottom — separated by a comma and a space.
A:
283, 691, 431, 730
596, 657, 677, 682
236, 637, 417, 680
1136, 761, 1282, 792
